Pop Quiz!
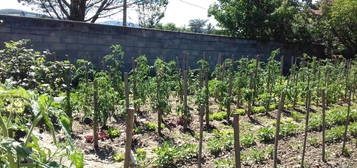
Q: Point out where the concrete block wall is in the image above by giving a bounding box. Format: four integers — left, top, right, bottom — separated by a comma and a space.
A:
0, 15, 324, 71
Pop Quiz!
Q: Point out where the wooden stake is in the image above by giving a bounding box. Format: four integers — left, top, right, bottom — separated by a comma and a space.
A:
204, 57, 210, 127
198, 101, 204, 168
233, 114, 241, 168
342, 60, 352, 155
124, 108, 135, 168
322, 89, 326, 162
301, 74, 311, 168
273, 90, 285, 168
93, 79, 99, 150
183, 70, 189, 130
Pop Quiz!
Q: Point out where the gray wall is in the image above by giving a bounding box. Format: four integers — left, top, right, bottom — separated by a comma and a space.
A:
0, 15, 324, 71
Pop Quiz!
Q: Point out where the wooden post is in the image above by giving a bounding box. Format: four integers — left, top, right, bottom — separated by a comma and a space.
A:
253, 55, 260, 106
342, 60, 352, 155
156, 72, 162, 136
204, 54, 210, 127
301, 75, 311, 167
227, 65, 233, 122
124, 108, 135, 168
322, 89, 326, 162
132, 57, 139, 113
198, 100, 204, 168
183, 70, 189, 130
124, 72, 135, 168
273, 91, 285, 168
93, 79, 99, 150
233, 114, 241, 168
65, 68, 72, 131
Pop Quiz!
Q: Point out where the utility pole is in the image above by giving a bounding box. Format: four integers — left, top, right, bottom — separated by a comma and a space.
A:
123, 0, 127, 26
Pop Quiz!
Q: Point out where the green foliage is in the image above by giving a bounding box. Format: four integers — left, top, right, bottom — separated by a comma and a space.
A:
106, 128, 121, 138
291, 111, 304, 122
211, 111, 227, 121
240, 133, 256, 148
113, 153, 125, 162
0, 40, 73, 94
244, 147, 273, 164
235, 109, 246, 115
154, 142, 198, 167
145, 122, 157, 132
252, 106, 266, 114
257, 127, 275, 143
326, 126, 345, 143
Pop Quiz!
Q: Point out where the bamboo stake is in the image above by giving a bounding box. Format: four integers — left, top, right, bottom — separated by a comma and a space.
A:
233, 114, 241, 168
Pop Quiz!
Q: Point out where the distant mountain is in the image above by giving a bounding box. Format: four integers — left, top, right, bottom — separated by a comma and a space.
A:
0, 9, 50, 18
98, 21, 140, 28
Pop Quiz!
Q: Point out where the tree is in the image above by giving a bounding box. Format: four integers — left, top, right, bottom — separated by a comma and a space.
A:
136, 0, 168, 28
188, 19, 207, 33
208, 0, 301, 41
18, 0, 139, 23
327, 0, 357, 57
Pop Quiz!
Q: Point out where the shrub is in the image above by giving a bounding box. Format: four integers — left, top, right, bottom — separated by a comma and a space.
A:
211, 111, 227, 121
257, 127, 275, 143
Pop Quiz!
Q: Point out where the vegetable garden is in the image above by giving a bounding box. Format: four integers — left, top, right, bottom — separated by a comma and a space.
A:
0, 40, 356, 168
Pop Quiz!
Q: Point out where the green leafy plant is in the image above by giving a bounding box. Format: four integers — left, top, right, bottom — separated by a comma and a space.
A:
257, 127, 275, 143
211, 111, 227, 121
106, 128, 121, 138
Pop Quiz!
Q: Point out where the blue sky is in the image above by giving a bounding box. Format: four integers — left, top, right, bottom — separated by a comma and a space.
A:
0, 0, 218, 27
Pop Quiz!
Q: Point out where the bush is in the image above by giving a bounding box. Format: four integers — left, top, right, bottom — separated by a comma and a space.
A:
257, 127, 275, 143
154, 142, 198, 167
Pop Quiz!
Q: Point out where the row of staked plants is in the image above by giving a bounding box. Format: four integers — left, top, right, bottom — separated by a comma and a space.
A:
0, 40, 356, 167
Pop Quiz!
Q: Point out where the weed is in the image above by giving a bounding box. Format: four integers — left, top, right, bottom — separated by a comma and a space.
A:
326, 126, 345, 143
145, 122, 157, 132
106, 128, 121, 138
240, 133, 256, 148
214, 159, 234, 168
235, 109, 246, 115
211, 111, 227, 121
257, 127, 275, 143
113, 153, 124, 162
252, 106, 266, 114
308, 137, 320, 147
280, 122, 299, 136
291, 111, 304, 122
